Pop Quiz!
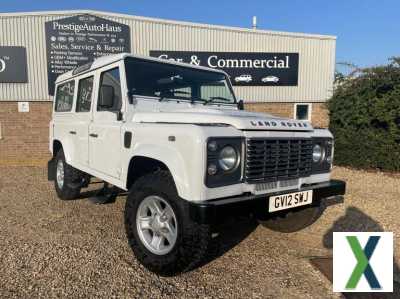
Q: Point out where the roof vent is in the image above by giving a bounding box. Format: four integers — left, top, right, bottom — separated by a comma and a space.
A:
72, 61, 93, 75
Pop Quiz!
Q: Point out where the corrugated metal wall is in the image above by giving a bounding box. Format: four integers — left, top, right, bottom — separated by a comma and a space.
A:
0, 10, 336, 103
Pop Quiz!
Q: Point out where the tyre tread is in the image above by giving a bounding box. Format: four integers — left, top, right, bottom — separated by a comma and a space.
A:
125, 169, 212, 276
54, 150, 82, 200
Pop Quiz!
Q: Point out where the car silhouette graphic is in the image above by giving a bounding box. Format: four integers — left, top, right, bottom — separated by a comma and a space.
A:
261, 76, 280, 83
234, 74, 252, 82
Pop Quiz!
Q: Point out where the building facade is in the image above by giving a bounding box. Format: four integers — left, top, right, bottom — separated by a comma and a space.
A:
0, 10, 336, 165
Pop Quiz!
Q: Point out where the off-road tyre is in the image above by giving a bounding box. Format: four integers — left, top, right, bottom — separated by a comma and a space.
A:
54, 149, 82, 200
258, 204, 324, 233
125, 170, 212, 276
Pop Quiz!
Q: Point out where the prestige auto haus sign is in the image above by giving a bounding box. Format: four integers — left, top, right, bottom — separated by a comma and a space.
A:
52, 21, 123, 34
150, 51, 299, 86
45, 14, 131, 95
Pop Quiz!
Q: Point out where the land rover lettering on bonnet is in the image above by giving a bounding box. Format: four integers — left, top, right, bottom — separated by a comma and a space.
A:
48, 53, 346, 276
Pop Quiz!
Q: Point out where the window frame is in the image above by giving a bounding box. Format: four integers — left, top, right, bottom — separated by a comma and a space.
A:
123, 57, 237, 105
75, 75, 95, 113
54, 80, 76, 113
97, 66, 122, 112
294, 103, 312, 122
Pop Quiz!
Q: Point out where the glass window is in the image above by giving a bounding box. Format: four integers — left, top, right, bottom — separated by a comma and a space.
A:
200, 82, 234, 102
76, 76, 94, 112
295, 104, 311, 121
124, 58, 236, 104
98, 68, 122, 111
55, 81, 75, 112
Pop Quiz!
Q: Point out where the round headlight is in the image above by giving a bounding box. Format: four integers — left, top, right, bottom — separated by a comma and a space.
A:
218, 146, 239, 171
312, 144, 323, 163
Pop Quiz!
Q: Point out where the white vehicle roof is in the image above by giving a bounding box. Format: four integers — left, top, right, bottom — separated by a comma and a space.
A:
55, 53, 227, 84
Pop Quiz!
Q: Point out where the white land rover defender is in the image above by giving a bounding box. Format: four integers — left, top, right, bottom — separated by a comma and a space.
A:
48, 53, 345, 275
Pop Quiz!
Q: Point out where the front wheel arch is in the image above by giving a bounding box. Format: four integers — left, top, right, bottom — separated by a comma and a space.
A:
126, 156, 170, 190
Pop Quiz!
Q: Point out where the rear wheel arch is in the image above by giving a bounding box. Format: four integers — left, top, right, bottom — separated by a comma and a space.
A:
52, 139, 74, 164
52, 140, 63, 157
54, 149, 82, 200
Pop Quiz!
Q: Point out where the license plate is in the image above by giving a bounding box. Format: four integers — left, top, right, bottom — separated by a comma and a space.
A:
268, 190, 313, 212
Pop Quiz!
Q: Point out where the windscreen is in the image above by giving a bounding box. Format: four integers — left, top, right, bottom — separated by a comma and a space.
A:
124, 57, 236, 105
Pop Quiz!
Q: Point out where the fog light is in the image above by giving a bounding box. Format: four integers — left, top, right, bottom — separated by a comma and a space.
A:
207, 164, 217, 175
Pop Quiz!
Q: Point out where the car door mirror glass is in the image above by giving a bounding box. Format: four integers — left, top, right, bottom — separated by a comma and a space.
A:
99, 85, 115, 109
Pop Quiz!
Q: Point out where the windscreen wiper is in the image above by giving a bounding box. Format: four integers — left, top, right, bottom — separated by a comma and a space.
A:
190, 97, 208, 104
204, 96, 233, 105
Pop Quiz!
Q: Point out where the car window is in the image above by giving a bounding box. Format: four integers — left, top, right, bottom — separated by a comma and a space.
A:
295, 104, 311, 121
55, 80, 75, 112
155, 86, 192, 100
98, 67, 122, 111
200, 82, 235, 102
124, 58, 236, 104
76, 76, 94, 112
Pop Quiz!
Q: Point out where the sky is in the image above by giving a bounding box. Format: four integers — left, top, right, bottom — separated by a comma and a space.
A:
1, 0, 398, 71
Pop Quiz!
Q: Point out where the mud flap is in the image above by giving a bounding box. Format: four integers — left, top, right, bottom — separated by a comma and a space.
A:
48, 158, 56, 181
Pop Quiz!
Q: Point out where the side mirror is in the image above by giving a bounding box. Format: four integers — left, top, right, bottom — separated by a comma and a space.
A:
237, 99, 244, 110
99, 85, 115, 109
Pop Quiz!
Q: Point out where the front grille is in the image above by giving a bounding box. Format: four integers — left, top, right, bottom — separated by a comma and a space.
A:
254, 181, 278, 192
245, 138, 313, 183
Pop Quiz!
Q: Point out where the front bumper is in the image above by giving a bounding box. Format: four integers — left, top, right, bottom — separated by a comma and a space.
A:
187, 179, 346, 224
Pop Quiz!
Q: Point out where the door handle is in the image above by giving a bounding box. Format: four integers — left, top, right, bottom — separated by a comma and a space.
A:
89, 133, 98, 138
69, 131, 76, 135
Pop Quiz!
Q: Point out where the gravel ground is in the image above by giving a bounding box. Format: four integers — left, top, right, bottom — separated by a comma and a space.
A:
0, 166, 399, 298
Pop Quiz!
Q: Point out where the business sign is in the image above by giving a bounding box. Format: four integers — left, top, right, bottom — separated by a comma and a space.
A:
0, 46, 28, 83
45, 14, 131, 95
149, 51, 299, 86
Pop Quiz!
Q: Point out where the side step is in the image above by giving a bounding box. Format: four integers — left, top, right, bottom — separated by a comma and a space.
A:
89, 183, 119, 205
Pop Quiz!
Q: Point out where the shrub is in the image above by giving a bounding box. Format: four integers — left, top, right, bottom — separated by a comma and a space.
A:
328, 58, 400, 171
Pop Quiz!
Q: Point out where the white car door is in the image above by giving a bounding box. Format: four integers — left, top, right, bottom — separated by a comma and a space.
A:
73, 74, 95, 167
89, 62, 125, 178
52, 79, 77, 164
